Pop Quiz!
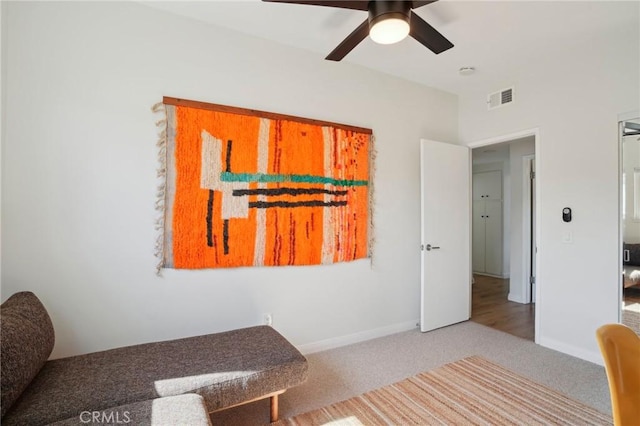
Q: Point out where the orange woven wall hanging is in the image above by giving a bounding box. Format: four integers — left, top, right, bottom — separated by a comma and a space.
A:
153, 97, 373, 271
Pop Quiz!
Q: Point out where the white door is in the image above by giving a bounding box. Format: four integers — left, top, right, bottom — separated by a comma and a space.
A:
474, 170, 502, 200
472, 200, 486, 272
420, 140, 471, 332
472, 170, 503, 275
484, 199, 503, 275
530, 158, 537, 301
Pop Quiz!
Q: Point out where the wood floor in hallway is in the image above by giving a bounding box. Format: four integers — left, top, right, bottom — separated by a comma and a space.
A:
471, 274, 535, 341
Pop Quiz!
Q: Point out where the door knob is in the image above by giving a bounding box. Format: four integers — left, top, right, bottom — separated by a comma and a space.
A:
426, 244, 440, 251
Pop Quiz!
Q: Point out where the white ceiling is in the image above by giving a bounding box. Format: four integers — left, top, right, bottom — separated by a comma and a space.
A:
141, 0, 638, 96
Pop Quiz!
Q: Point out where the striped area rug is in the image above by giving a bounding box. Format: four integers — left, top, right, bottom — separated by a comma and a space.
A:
277, 356, 611, 425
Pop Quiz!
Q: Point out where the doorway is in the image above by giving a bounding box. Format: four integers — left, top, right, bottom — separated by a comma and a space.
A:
620, 116, 640, 335
468, 131, 538, 342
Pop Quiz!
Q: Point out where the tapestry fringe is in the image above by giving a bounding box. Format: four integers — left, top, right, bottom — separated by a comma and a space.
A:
153, 102, 168, 275
368, 133, 376, 268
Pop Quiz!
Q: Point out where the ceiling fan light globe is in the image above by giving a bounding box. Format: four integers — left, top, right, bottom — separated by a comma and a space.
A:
369, 18, 410, 44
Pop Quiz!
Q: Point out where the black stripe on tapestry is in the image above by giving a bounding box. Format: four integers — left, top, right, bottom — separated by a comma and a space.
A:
206, 190, 214, 247
289, 212, 296, 265
223, 219, 230, 255
213, 235, 219, 264
353, 212, 358, 260
273, 214, 280, 265
249, 200, 348, 209
233, 188, 348, 197
225, 140, 232, 173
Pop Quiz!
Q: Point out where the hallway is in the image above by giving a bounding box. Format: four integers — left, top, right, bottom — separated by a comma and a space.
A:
471, 274, 535, 341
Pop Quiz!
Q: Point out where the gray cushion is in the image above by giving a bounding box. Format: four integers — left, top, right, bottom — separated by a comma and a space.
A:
3, 325, 308, 425
624, 243, 640, 265
0, 292, 55, 418
49, 394, 212, 426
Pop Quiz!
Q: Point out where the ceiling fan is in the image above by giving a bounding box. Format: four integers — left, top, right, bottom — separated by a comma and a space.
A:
262, 0, 454, 61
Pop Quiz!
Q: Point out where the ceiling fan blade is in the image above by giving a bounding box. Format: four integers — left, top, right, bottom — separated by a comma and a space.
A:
409, 12, 453, 54
411, 1, 438, 9
325, 19, 369, 61
262, 0, 368, 11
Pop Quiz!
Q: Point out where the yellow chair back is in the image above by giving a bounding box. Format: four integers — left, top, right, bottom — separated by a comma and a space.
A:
596, 324, 640, 426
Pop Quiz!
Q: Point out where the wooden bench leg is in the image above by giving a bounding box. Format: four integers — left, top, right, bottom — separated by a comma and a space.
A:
210, 390, 285, 422
270, 393, 279, 423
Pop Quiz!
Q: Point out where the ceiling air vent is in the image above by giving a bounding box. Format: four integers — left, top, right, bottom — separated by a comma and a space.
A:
487, 87, 514, 110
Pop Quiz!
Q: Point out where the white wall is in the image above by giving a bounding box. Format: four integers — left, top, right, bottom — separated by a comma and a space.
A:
459, 3, 639, 363
0, 1, 5, 282
1, 2, 457, 358
508, 138, 535, 303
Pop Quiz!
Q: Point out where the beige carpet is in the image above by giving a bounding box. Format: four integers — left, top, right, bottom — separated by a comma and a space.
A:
276, 356, 611, 426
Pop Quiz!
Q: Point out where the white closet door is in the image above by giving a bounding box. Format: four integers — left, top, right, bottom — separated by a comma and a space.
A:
473, 170, 502, 200
484, 199, 503, 275
472, 200, 486, 272
472, 170, 503, 275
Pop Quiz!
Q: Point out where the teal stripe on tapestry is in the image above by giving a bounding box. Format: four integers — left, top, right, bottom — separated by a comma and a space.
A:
220, 172, 368, 187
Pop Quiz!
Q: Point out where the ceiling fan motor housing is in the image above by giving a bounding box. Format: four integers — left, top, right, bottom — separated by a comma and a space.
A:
368, 1, 412, 29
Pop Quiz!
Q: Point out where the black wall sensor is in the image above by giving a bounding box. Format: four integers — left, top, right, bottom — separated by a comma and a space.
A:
562, 207, 572, 222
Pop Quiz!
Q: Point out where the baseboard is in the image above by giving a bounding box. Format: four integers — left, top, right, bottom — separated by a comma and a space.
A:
297, 320, 419, 355
507, 292, 526, 304
538, 335, 604, 366
474, 272, 509, 279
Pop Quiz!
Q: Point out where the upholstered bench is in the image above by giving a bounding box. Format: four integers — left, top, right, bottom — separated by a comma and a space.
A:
49, 394, 213, 426
1, 292, 308, 425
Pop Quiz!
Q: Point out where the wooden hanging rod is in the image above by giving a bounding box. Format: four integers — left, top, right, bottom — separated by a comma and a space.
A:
163, 96, 373, 135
